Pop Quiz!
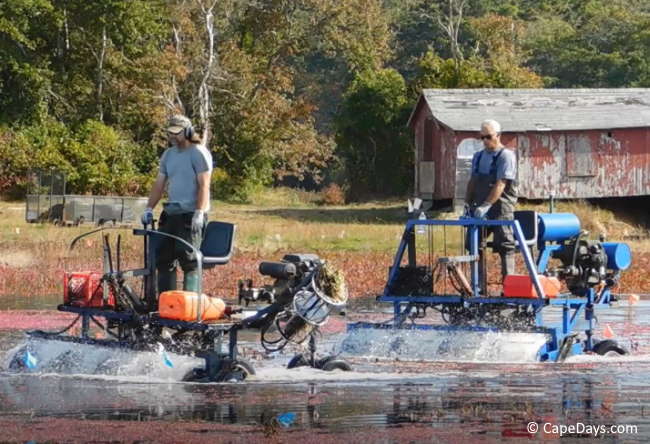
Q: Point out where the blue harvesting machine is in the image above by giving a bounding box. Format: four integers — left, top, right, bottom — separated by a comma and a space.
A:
347, 211, 632, 362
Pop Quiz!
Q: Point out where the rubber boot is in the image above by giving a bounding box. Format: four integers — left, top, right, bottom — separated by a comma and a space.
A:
501, 253, 515, 279
183, 270, 200, 293
157, 269, 177, 293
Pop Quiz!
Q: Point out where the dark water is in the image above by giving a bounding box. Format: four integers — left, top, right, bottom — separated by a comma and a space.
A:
1, 299, 650, 442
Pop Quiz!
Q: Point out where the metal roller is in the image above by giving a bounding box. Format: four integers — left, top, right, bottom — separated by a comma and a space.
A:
538, 213, 581, 242
259, 261, 297, 279
602, 242, 632, 270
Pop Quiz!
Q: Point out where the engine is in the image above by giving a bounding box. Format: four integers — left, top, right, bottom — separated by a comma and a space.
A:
532, 212, 632, 295
551, 235, 609, 293
238, 253, 348, 351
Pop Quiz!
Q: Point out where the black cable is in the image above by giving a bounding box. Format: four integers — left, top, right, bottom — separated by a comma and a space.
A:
259, 317, 290, 352
571, 231, 584, 268
260, 328, 289, 353
31, 314, 81, 335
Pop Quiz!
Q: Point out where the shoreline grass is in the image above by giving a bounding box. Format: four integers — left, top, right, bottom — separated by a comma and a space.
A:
1, 188, 649, 305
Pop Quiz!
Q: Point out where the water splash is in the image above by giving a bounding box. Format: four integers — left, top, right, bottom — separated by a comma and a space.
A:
3, 338, 202, 381
339, 328, 550, 363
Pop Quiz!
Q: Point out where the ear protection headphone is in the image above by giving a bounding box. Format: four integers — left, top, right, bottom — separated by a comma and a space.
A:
184, 123, 194, 140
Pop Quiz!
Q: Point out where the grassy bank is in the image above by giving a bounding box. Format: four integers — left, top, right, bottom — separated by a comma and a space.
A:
1, 189, 649, 306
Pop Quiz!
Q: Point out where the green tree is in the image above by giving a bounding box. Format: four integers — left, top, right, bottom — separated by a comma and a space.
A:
0, 119, 149, 196
524, 1, 650, 87
469, 13, 543, 87
336, 68, 412, 198
0, 0, 57, 124
50, 0, 169, 135
412, 12, 543, 92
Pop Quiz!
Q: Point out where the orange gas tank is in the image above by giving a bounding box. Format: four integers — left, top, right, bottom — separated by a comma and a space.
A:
503, 275, 561, 299
159, 291, 226, 322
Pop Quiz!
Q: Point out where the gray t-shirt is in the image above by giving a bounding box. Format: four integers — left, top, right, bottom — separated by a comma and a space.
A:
160, 144, 213, 214
471, 148, 517, 181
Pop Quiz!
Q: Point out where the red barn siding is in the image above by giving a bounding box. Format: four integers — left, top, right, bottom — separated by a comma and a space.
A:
423, 118, 435, 162
518, 128, 650, 199
412, 111, 650, 201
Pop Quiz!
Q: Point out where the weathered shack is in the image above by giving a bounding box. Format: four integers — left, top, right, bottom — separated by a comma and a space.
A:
408, 89, 650, 208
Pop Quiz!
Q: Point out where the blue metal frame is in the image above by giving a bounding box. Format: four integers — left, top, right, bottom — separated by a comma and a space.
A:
382, 218, 545, 302
351, 216, 620, 362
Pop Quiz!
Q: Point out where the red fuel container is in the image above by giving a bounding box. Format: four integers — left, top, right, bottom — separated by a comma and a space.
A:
63, 271, 115, 308
503, 274, 561, 299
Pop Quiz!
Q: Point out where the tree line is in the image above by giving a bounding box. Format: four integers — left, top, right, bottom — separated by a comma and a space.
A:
1, 0, 648, 200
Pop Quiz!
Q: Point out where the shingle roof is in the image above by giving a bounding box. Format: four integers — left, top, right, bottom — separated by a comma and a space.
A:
410, 88, 650, 131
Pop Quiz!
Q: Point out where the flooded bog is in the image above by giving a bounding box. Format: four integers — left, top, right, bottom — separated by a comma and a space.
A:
1, 299, 650, 442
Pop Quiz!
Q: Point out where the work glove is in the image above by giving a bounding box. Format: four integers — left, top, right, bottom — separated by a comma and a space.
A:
462, 203, 471, 217
191, 209, 205, 236
141, 207, 154, 226
473, 203, 492, 219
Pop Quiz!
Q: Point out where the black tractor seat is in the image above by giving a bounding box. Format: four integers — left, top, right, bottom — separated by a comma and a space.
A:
200, 221, 236, 269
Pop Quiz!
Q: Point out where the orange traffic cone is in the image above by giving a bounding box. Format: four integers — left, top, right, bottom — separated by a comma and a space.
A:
603, 324, 615, 339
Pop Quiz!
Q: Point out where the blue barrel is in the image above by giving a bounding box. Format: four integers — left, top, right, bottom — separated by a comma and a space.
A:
602, 242, 632, 270
538, 213, 581, 242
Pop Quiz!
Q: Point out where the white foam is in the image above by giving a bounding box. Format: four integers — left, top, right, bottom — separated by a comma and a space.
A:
338, 328, 550, 363
5, 329, 649, 385
4, 338, 202, 381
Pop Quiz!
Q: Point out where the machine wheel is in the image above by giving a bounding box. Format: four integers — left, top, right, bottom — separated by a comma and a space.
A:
221, 359, 255, 382
182, 367, 208, 383
182, 360, 255, 383
592, 340, 628, 356
287, 353, 310, 369
319, 356, 352, 372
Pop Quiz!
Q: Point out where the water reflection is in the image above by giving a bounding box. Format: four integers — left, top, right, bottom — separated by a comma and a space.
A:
1, 362, 649, 439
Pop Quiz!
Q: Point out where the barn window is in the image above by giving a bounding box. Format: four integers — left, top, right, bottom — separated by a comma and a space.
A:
565, 134, 596, 177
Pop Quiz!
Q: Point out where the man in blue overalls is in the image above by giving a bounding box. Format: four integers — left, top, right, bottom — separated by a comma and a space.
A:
464, 119, 518, 279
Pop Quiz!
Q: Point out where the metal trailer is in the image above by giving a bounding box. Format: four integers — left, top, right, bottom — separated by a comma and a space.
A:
25, 194, 148, 226
24, 170, 147, 225
348, 211, 632, 362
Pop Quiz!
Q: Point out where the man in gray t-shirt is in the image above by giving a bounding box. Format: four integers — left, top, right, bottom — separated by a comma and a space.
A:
465, 119, 518, 279
141, 115, 213, 294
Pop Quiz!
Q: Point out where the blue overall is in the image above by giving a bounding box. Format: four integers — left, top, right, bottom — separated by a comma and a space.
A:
469, 149, 518, 277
